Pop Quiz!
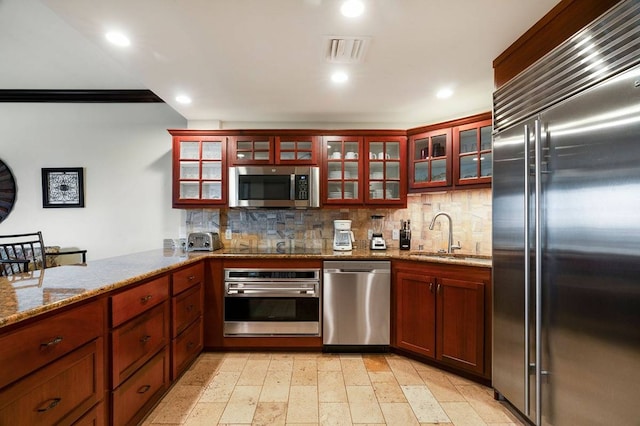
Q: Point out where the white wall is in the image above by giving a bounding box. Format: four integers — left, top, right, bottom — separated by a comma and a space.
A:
0, 103, 187, 260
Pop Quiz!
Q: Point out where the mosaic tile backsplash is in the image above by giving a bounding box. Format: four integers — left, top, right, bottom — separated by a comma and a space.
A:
185, 188, 492, 256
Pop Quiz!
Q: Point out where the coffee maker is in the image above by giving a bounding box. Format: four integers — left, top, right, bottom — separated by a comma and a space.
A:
333, 220, 354, 251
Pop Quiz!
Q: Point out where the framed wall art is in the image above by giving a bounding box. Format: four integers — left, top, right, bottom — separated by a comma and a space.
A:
41, 167, 85, 208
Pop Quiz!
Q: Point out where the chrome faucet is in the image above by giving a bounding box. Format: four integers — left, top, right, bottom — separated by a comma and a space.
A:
428, 212, 461, 253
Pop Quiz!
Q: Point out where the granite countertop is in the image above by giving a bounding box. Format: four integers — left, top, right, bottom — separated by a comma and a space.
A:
0, 248, 490, 330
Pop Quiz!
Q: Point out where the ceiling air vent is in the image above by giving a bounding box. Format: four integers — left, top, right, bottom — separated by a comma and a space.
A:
324, 36, 370, 63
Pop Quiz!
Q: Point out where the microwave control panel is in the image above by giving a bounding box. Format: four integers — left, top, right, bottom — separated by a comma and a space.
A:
295, 175, 309, 200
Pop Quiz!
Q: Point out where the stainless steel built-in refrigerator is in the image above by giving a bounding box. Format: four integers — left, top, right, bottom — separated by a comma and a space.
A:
492, 1, 640, 424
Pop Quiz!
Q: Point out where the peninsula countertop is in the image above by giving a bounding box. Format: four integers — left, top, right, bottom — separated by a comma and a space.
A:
0, 247, 491, 329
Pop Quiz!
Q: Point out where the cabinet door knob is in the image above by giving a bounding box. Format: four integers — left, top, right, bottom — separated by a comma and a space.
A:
188, 275, 196, 281
429, 282, 434, 293
437, 283, 441, 294
139, 335, 151, 344
37, 397, 61, 412
40, 336, 63, 349
186, 304, 195, 312
140, 295, 153, 304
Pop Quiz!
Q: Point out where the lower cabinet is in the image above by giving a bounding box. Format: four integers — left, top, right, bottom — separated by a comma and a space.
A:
111, 347, 170, 426
170, 263, 204, 380
109, 275, 170, 425
0, 338, 104, 426
394, 261, 490, 378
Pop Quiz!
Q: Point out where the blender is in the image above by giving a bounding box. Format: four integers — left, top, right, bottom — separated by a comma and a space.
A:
333, 220, 354, 251
370, 214, 387, 250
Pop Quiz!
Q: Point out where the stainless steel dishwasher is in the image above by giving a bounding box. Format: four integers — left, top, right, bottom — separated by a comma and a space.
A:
323, 260, 391, 351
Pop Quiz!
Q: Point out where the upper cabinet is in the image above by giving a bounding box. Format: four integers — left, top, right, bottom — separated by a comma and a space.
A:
323, 135, 363, 205
454, 118, 492, 186
322, 134, 407, 207
229, 136, 274, 164
408, 112, 492, 192
229, 135, 319, 165
408, 128, 452, 190
364, 136, 406, 205
170, 131, 227, 208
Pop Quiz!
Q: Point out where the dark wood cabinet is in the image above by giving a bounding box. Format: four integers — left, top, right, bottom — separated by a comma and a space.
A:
229, 134, 320, 165
364, 136, 407, 205
408, 112, 492, 192
323, 135, 363, 205
437, 277, 485, 374
453, 118, 492, 186
170, 263, 204, 379
323, 133, 407, 206
109, 275, 171, 424
0, 337, 104, 426
393, 261, 491, 378
229, 135, 274, 165
408, 128, 452, 190
395, 271, 437, 357
0, 299, 106, 425
170, 131, 228, 207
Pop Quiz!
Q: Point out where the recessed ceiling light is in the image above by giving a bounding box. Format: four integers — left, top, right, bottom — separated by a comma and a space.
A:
175, 95, 192, 104
341, 0, 365, 17
331, 71, 349, 83
105, 31, 130, 47
436, 87, 454, 99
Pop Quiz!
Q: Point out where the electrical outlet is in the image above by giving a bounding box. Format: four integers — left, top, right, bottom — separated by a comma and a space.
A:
392, 229, 400, 240
367, 229, 373, 239
225, 229, 232, 240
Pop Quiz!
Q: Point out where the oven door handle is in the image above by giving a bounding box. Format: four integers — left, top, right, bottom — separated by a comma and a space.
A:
226, 286, 317, 295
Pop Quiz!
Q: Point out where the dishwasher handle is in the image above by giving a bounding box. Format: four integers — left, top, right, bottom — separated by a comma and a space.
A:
324, 268, 390, 274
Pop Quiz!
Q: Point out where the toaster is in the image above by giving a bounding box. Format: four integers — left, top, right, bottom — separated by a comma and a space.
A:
186, 232, 223, 252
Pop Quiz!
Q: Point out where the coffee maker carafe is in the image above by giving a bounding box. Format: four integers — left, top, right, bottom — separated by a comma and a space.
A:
333, 220, 354, 251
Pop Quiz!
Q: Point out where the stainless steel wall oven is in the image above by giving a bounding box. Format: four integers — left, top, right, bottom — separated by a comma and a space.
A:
223, 268, 321, 336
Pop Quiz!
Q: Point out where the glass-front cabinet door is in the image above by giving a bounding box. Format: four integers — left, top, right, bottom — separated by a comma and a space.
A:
409, 128, 452, 189
229, 136, 274, 164
172, 134, 227, 207
323, 136, 362, 204
365, 136, 406, 205
276, 136, 318, 164
454, 118, 492, 185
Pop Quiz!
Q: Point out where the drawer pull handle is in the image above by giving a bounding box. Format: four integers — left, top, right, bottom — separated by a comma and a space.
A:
140, 335, 152, 344
188, 275, 196, 281
37, 397, 61, 412
186, 304, 195, 312
140, 295, 153, 304
137, 385, 151, 394
187, 341, 195, 349
40, 336, 63, 349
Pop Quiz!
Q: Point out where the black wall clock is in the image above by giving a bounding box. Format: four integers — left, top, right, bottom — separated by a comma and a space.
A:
0, 159, 17, 223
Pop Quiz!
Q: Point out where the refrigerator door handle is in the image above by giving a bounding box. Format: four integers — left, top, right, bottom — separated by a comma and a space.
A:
523, 123, 531, 417
534, 118, 543, 426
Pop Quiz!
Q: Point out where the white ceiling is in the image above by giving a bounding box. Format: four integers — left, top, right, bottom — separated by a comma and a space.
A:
2, 0, 560, 128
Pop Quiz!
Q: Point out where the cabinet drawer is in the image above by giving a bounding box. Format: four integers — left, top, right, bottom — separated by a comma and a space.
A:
72, 400, 105, 426
0, 300, 104, 388
172, 262, 204, 295
171, 317, 203, 379
0, 338, 104, 426
111, 302, 169, 387
112, 346, 169, 426
172, 283, 202, 337
111, 275, 169, 327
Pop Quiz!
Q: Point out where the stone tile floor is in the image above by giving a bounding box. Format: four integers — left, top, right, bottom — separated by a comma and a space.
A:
141, 351, 525, 425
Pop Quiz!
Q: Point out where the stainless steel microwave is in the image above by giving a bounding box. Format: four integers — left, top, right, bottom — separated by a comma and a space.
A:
228, 166, 320, 209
